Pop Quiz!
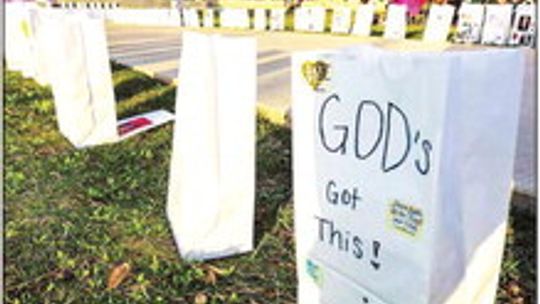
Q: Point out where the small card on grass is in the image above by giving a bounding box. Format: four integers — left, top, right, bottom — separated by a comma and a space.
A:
117, 109, 175, 140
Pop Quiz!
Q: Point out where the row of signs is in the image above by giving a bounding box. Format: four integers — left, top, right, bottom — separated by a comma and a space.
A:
95, 4, 536, 46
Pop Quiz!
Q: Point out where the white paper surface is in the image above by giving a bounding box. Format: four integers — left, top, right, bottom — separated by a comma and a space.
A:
454, 4, 485, 44
331, 7, 352, 34
270, 8, 286, 31
384, 4, 407, 40
203, 9, 214, 28
292, 46, 523, 304
423, 4, 455, 42
481, 4, 513, 45
509, 5, 536, 47
352, 4, 375, 36
295, 7, 326, 32
220, 8, 250, 29
167, 32, 256, 261
254, 8, 267, 31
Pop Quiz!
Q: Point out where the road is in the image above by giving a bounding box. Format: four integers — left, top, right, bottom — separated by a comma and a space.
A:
106, 24, 536, 197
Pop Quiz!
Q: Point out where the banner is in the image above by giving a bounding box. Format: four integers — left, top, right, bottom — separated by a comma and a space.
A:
331, 7, 352, 34
384, 4, 407, 40
254, 8, 267, 31
351, 4, 375, 37
292, 45, 524, 304
423, 4, 455, 42
481, 4, 513, 45
167, 32, 256, 261
454, 4, 485, 44
270, 8, 286, 31
509, 5, 536, 47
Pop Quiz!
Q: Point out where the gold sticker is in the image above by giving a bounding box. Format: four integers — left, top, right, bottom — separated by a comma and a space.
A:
387, 200, 424, 238
301, 60, 330, 91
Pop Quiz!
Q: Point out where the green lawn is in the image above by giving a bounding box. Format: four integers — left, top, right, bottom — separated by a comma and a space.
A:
4, 65, 535, 303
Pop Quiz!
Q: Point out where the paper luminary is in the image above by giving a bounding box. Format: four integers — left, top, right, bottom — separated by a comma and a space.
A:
220, 8, 250, 29
167, 32, 256, 260
39, 12, 174, 148
203, 9, 214, 28
454, 4, 485, 44
292, 45, 524, 304
6, 3, 37, 78
270, 8, 286, 31
331, 7, 352, 34
183, 8, 200, 27
423, 4, 455, 42
351, 4, 375, 36
481, 4, 513, 45
384, 4, 407, 40
254, 8, 267, 31
295, 7, 327, 32
509, 5, 536, 47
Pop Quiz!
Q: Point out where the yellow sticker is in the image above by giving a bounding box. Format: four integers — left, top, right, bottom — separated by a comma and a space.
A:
20, 20, 31, 38
387, 200, 424, 239
301, 60, 330, 91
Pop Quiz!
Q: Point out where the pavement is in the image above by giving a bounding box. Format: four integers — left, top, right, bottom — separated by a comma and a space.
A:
106, 24, 536, 197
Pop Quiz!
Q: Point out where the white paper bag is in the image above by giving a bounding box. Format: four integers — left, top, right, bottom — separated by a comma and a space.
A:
481, 4, 513, 45
331, 7, 352, 34
384, 4, 407, 40
6, 4, 36, 76
203, 9, 214, 28
270, 8, 286, 31
183, 8, 200, 27
295, 7, 326, 32
423, 4, 455, 42
454, 4, 485, 44
292, 45, 524, 304
220, 8, 250, 29
254, 8, 267, 31
509, 5, 536, 47
351, 4, 375, 36
167, 32, 256, 261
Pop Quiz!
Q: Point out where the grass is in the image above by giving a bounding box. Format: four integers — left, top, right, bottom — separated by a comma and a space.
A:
4, 64, 535, 303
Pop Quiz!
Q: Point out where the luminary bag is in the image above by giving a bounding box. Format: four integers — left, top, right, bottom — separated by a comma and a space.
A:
384, 4, 406, 40
423, 4, 455, 42
41, 12, 174, 148
454, 3, 485, 44
254, 8, 267, 31
351, 4, 375, 37
508, 4, 536, 47
331, 7, 352, 34
481, 4, 513, 46
167, 32, 256, 261
292, 45, 524, 304
204, 9, 214, 28
270, 8, 286, 31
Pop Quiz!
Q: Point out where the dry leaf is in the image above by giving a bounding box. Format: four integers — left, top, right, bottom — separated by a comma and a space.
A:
205, 264, 228, 276
107, 262, 131, 290
204, 269, 217, 285
194, 292, 208, 304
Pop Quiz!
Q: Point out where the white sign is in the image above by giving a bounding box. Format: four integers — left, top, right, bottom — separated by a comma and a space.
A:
509, 5, 536, 47
295, 7, 326, 32
204, 9, 214, 28
351, 4, 375, 36
183, 8, 200, 28
254, 8, 267, 31
41, 12, 173, 148
220, 8, 250, 29
331, 7, 352, 34
292, 45, 524, 304
168, 32, 256, 260
481, 4, 513, 45
454, 4, 485, 44
384, 4, 406, 40
423, 4, 455, 42
270, 8, 286, 31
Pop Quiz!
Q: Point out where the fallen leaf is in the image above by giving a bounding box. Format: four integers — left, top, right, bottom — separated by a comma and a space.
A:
204, 268, 217, 285
107, 262, 131, 290
194, 292, 208, 304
